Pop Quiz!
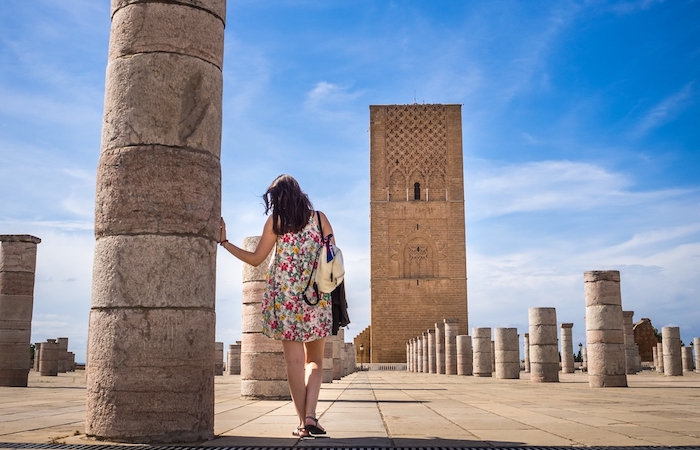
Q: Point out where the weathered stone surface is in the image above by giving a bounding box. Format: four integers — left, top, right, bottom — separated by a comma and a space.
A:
585, 270, 626, 388
456, 335, 472, 376
529, 307, 559, 383
241, 281, 266, 305
0, 272, 35, 296
323, 337, 333, 382
86, 308, 214, 441
657, 342, 664, 373
560, 323, 575, 374
110, 2, 224, 68
240, 352, 287, 380
226, 343, 241, 375
681, 346, 694, 372
39, 339, 59, 377
427, 329, 436, 374
0, 238, 39, 272
695, 337, 700, 373
588, 373, 628, 388
584, 271, 622, 306
0, 237, 39, 387
95, 147, 221, 239
111, 0, 227, 25
523, 333, 530, 373
444, 319, 459, 375
435, 322, 445, 374
0, 322, 31, 336
241, 332, 282, 353
242, 237, 272, 282
586, 329, 624, 345
333, 333, 342, 380
494, 327, 519, 379
662, 326, 682, 376
241, 303, 263, 333
240, 380, 289, 400
92, 235, 216, 308
101, 54, 222, 155
472, 327, 492, 377
622, 311, 639, 374
0, 295, 33, 321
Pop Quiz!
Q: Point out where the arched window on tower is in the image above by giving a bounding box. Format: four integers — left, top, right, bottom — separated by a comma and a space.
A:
414, 182, 421, 200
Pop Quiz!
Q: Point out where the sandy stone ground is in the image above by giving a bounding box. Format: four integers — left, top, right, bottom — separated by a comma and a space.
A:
1, 369, 700, 447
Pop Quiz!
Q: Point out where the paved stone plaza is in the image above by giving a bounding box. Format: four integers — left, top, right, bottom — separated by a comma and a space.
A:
2, 369, 700, 448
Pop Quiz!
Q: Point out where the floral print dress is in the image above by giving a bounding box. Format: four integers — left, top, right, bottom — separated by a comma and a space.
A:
261, 212, 332, 342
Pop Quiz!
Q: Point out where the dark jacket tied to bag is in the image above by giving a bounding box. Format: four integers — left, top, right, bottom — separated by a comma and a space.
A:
331, 280, 350, 335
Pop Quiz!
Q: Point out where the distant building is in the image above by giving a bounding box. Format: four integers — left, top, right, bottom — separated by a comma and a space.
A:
369, 104, 468, 363
633, 318, 658, 362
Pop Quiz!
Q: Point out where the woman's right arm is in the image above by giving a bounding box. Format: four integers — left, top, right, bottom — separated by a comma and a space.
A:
220, 216, 277, 267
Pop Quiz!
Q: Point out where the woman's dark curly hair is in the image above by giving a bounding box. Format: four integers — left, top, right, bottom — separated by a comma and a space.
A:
263, 174, 314, 235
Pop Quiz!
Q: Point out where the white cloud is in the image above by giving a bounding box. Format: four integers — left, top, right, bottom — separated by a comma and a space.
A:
465, 159, 690, 220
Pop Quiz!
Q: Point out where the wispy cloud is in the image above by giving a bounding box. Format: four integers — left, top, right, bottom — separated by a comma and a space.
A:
628, 82, 696, 138
304, 81, 366, 120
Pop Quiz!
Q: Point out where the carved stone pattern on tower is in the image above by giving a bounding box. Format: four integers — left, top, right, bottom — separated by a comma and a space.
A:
389, 222, 447, 278
386, 105, 447, 200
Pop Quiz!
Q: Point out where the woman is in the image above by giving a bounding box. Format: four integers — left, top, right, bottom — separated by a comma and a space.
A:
220, 174, 334, 438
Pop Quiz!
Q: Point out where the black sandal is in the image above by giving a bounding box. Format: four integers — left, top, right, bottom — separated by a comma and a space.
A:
305, 416, 326, 435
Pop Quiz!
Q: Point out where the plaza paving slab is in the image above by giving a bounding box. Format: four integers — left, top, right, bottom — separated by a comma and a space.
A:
1, 369, 700, 448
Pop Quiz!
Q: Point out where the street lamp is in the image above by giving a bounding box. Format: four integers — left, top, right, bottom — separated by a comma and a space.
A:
359, 344, 364, 371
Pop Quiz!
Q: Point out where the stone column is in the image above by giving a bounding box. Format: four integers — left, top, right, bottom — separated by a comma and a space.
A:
33, 343, 42, 372
656, 342, 664, 373
0, 235, 41, 387
333, 328, 344, 380
582, 347, 588, 372
491, 340, 496, 373
406, 342, 411, 372
444, 319, 458, 375
86, 0, 225, 443
622, 311, 638, 374
695, 338, 700, 373
226, 342, 240, 375
523, 333, 530, 373
421, 331, 429, 373
652, 345, 659, 371
682, 346, 693, 372
584, 271, 627, 388
456, 335, 473, 375
214, 342, 224, 376
322, 338, 333, 382
408, 338, 414, 372
662, 327, 682, 376
417, 335, 423, 372
494, 327, 519, 379
472, 327, 492, 377
240, 237, 287, 399
560, 323, 574, 374
57, 337, 69, 373
39, 339, 59, 377
427, 329, 436, 374
529, 307, 559, 382
435, 322, 445, 374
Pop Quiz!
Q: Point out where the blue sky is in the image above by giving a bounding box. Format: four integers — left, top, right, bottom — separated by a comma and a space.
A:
1, 0, 699, 363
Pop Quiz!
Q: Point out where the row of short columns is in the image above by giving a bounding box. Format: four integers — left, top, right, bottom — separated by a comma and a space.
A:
407, 270, 699, 386
33, 338, 76, 376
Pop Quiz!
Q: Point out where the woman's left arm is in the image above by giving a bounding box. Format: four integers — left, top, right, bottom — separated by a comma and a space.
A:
318, 211, 336, 246
220, 216, 277, 267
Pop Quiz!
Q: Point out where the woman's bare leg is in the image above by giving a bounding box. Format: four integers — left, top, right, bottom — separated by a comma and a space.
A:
303, 337, 326, 430
282, 340, 307, 428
